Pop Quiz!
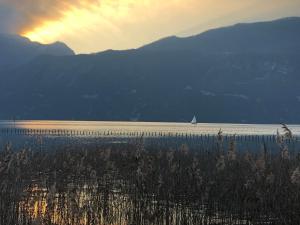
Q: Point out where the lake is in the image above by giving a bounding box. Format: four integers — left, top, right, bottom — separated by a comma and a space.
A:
0, 120, 299, 136
0, 120, 299, 151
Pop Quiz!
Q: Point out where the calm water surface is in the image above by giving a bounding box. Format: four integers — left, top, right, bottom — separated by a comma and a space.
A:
0, 120, 300, 136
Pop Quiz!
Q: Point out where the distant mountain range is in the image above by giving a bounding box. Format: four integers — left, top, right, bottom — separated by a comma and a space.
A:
0, 17, 300, 123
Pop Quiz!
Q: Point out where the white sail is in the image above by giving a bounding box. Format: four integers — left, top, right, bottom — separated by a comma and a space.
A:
191, 116, 197, 125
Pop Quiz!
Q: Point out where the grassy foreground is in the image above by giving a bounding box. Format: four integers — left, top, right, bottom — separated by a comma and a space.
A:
0, 132, 300, 225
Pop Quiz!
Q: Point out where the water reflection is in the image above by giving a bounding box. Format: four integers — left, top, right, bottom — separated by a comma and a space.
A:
18, 181, 258, 225
2, 120, 300, 136
19, 181, 158, 225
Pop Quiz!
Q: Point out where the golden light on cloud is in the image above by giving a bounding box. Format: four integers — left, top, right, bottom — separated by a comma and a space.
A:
2, 0, 299, 53
23, 7, 100, 43
22, 0, 145, 46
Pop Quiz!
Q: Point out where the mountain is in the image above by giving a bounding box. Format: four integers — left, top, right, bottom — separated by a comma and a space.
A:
141, 17, 300, 54
0, 33, 75, 68
0, 17, 300, 123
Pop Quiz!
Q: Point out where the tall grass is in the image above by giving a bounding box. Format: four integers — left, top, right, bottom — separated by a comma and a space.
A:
0, 131, 300, 225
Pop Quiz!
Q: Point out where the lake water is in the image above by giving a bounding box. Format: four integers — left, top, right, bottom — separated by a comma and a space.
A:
0, 120, 299, 136
1, 120, 299, 151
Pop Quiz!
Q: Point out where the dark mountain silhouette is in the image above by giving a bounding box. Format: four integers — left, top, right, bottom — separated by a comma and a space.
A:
141, 17, 300, 54
0, 33, 74, 68
0, 17, 300, 123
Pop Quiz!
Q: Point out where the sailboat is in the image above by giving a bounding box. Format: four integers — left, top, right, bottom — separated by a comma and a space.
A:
191, 116, 197, 125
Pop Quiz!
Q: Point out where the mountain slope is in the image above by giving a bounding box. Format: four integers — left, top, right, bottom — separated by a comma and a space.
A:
0, 34, 75, 68
141, 17, 300, 54
0, 17, 300, 123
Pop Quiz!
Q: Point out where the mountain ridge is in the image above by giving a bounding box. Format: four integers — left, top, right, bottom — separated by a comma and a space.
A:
0, 17, 300, 123
140, 17, 300, 54
0, 33, 75, 68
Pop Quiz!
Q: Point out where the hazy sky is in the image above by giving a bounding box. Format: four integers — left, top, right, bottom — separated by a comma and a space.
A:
1, 0, 300, 53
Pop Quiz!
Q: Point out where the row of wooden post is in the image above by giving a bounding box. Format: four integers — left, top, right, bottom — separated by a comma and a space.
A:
0, 128, 297, 144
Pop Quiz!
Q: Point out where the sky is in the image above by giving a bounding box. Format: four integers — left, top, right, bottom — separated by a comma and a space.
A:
0, 0, 300, 53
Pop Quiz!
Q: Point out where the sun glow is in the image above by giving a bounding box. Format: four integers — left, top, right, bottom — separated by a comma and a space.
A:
15, 0, 300, 53
22, 0, 137, 44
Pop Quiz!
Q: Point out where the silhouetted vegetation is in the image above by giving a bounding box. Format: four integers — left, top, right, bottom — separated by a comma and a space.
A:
0, 130, 300, 225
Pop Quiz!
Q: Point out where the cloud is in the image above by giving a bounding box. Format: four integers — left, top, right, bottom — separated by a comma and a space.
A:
0, 0, 99, 33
